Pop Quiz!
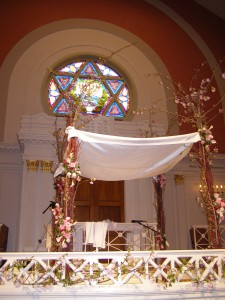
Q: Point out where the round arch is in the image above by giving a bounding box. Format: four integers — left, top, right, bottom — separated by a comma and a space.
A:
0, 19, 171, 143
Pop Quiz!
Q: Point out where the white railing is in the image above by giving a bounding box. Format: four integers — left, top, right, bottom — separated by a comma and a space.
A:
190, 225, 225, 249
0, 250, 225, 288
73, 222, 157, 252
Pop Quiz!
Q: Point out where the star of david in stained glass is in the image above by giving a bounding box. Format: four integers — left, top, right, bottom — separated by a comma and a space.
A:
47, 58, 131, 119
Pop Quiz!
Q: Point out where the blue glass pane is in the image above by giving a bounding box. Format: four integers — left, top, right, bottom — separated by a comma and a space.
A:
106, 80, 123, 94
53, 99, 69, 114
106, 102, 124, 117
81, 62, 98, 76
55, 76, 74, 90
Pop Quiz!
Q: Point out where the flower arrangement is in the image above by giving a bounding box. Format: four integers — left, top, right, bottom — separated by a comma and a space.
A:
169, 63, 225, 248
198, 126, 216, 147
153, 174, 166, 190
51, 139, 80, 251
51, 80, 99, 251
136, 59, 225, 248
52, 203, 75, 249
54, 176, 65, 195
213, 193, 225, 224
62, 153, 81, 185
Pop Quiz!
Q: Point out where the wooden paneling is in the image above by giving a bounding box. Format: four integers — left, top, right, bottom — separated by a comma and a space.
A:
73, 206, 90, 222
74, 180, 124, 222
0, 224, 8, 252
99, 206, 122, 222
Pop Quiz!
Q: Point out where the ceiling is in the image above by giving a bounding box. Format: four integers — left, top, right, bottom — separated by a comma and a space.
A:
194, 0, 225, 20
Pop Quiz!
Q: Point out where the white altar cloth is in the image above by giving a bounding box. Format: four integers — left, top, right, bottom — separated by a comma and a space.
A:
85, 221, 108, 249
65, 127, 200, 181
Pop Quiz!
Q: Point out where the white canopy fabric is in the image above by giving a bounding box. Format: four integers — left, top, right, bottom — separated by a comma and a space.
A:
65, 127, 200, 181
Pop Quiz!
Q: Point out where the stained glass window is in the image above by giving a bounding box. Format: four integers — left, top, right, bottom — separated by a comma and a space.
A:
47, 58, 131, 119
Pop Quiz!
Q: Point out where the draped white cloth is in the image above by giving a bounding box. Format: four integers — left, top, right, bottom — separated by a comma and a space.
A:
65, 127, 200, 181
85, 221, 108, 249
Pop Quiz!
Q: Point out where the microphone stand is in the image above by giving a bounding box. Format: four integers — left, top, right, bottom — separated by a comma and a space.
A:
35, 201, 56, 251
134, 220, 158, 234
42, 201, 56, 214
133, 220, 159, 250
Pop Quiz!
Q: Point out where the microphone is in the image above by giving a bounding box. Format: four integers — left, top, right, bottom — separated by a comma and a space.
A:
43, 201, 56, 214
131, 220, 146, 223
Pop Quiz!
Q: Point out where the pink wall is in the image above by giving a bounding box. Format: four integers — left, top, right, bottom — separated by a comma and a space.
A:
1, 0, 225, 151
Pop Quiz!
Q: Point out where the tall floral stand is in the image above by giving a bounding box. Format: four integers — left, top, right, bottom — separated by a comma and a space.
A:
197, 135, 223, 249
152, 175, 168, 250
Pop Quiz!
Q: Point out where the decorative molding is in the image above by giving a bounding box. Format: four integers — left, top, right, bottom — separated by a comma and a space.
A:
40, 160, 53, 172
26, 160, 39, 172
174, 174, 184, 185
83, 115, 166, 138
0, 143, 20, 153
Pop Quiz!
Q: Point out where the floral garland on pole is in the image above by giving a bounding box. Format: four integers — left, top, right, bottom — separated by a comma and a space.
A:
196, 126, 224, 248
50, 80, 98, 252
138, 117, 169, 249
135, 59, 225, 248
51, 118, 82, 251
152, 174, 168, 249
160, 61, 225, 248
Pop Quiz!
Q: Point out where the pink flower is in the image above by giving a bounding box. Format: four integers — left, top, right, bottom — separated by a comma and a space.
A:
206, 134, 213, 141
62, 242, 67, 248
66, 157, 71, 164
214, 193, 220, 198
59, 225, 65, 231
56, 236, 62, 242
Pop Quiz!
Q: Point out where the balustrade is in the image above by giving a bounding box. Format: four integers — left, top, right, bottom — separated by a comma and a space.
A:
0, 250, 225, 288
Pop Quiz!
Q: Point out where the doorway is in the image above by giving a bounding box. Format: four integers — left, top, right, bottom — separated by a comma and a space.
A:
74, 180, 124, 222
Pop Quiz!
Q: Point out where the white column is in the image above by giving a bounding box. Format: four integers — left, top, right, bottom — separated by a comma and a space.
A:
124, 178, 155, 223
17, 113, 59, 251
18, 159, 40, 251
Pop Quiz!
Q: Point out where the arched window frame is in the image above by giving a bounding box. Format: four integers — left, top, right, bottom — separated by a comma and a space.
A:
46, 56, 134, 120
